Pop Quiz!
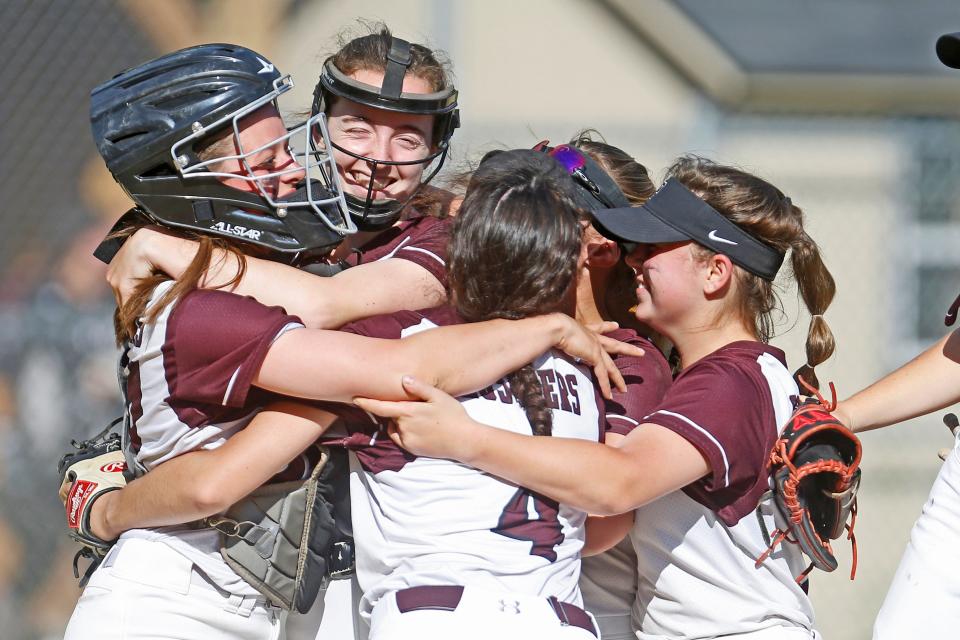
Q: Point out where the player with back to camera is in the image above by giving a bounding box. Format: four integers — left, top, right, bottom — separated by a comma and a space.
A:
328, 148, 613, 640
830, 31, 960, 640
59, 44, 638, 640
84, 132, 671, 640
358, 156, 839, 639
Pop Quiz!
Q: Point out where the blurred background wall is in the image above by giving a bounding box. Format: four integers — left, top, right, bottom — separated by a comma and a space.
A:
2, 1, 960, 638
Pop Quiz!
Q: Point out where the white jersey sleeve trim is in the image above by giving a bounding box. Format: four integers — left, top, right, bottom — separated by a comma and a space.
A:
651, 409, 731, 487
220, 322, 301, 406
381, 236, 412, 260
222, 367, 241, 406
399, 245, 445, 265
606, 414, 639, 426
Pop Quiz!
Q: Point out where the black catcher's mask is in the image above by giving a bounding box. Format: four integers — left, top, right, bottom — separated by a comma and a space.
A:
311, 36, 460, 231
91, 43, 353, 266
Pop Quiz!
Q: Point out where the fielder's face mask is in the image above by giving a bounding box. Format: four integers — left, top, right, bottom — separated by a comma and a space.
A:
171, 74, 354, 236
311, 37, 460, 230
591, 178, 786, 281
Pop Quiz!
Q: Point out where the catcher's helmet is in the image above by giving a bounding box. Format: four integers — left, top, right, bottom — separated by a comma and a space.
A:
311, 35, 460, 230
91, 43, 352, 265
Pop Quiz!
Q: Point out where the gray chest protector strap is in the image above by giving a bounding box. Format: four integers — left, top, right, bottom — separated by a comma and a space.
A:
207, 444, 353, 613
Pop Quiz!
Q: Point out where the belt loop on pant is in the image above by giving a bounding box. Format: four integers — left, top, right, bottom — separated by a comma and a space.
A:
548, 595, 598, 638
222, 593, 261, 617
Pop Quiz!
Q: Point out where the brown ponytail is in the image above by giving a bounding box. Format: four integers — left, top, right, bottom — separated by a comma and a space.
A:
789, 227, 836, 389
667, 156, 836, 388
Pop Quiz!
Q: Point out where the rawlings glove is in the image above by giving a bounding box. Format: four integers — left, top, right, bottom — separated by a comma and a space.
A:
756, 381, 861, 582
58, 418, 128, 583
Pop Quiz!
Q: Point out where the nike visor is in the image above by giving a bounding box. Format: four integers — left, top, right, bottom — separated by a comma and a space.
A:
591, 178, 785, 281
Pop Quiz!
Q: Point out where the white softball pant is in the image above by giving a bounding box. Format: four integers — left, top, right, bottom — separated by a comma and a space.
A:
592, 613, 633, 640
63, 537, 281, 640
282, 575, 369, 640
873, 427, 960, 639
369, 584, 600, 640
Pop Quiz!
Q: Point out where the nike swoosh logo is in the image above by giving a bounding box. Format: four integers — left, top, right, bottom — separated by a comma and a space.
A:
708, 229, 738, 246
256, 57, 275, 74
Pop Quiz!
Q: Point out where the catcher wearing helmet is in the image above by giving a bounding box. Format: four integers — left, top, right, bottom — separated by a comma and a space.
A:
60, 41, 638, 640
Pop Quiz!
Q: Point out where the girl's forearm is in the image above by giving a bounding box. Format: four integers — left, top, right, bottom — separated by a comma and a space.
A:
402, 315, 568, 395
258, 315, 577, 404
457, 421, 642, 515
583, 512, 634, 557
455, 420, 708, 516
841, 331, 960, 432
90, 404, 336, 540
144, 231, 341, 327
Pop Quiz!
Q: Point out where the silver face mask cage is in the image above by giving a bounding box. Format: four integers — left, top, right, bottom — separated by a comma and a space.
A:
171, 74, 356, 236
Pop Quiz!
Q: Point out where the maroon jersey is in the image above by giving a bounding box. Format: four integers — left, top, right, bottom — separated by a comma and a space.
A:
643, 340, 796, 525
345, 212, 451, 288
602, 328, 671, 436
124, 284, 304, 470
118, 282, 309, 595
630, 342, 813, 635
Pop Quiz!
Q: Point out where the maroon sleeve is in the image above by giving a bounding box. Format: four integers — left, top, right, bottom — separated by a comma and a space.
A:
389, 216, 450, 288
603, 330, 672, 436
163, 290, 303, 408
339, 309, 427, 339
643, 359, 775, 524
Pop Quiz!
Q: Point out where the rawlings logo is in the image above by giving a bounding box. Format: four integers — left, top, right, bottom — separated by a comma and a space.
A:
100, 461, 126, 473
210, 222, 262, 241
67, 480, 97, 529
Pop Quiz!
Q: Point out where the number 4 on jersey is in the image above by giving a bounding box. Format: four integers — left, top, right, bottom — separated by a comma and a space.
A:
491, 487, 564, 562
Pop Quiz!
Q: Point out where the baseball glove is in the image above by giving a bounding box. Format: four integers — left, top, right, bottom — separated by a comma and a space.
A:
756, 380, 861, 582
58, 417, 129, 585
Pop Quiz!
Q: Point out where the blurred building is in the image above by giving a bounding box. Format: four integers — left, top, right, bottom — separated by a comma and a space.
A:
2, 1, 960, 638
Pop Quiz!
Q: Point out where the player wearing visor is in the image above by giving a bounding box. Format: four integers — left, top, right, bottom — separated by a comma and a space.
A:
61, 43, 635, 640
359, 157, 840, 639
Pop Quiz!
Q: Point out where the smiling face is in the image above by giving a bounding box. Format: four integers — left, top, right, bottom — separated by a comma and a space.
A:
325, 69, 437, 204
624, 241, 707, 333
